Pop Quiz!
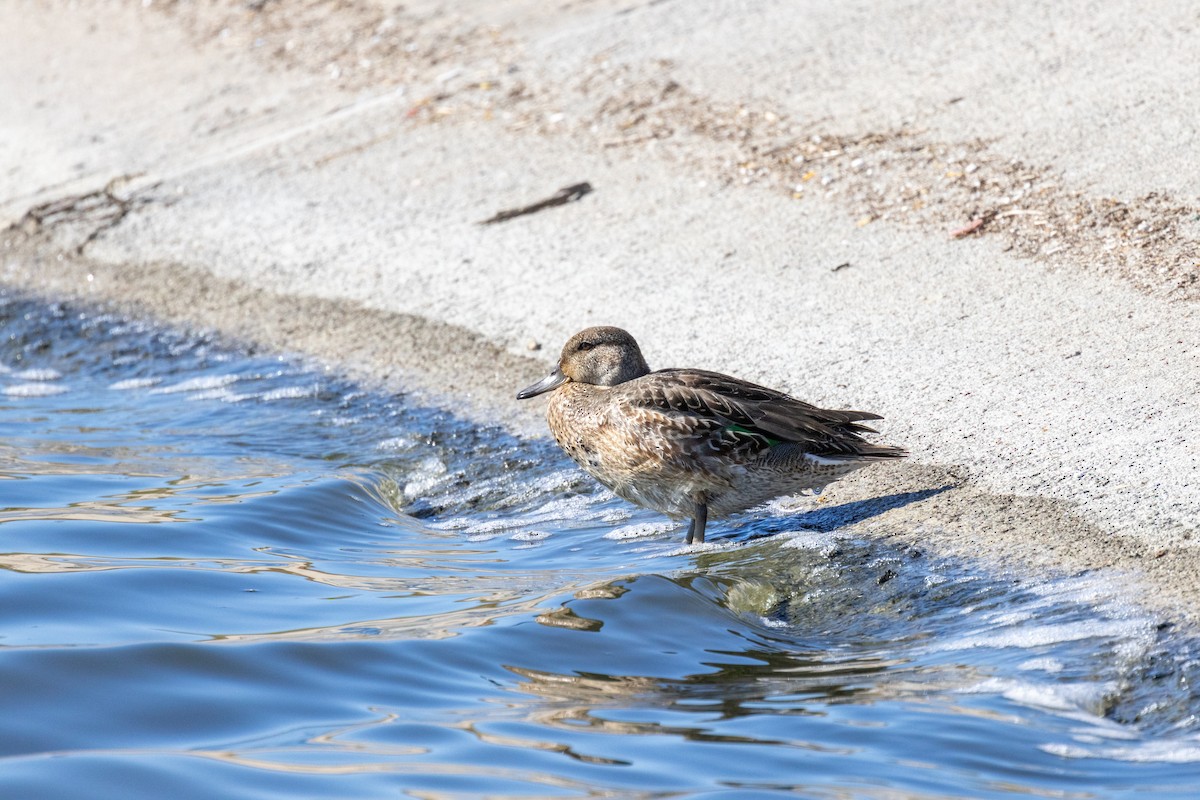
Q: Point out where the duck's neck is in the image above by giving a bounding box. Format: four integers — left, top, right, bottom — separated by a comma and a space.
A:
604, 353, 650, 386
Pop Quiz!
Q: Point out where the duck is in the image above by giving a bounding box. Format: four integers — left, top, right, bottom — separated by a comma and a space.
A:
517, 326, 905, 543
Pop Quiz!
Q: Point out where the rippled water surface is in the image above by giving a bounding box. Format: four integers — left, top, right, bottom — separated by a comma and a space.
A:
2, 294, 1198, 799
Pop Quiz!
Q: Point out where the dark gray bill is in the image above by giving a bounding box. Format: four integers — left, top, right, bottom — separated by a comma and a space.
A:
516, 367, 568, 399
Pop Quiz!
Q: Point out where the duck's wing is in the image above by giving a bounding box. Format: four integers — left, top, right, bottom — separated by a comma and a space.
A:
625, 369, 902, 459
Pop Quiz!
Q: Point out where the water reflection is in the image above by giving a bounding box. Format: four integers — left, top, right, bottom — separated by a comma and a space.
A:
0, 503, 191, 524
511, 570, 985, 719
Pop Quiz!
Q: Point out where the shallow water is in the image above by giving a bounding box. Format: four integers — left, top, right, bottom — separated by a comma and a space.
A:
1, 294, 1198, 799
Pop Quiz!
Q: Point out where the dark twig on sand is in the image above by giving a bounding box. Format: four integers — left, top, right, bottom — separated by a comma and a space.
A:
478, 182, 593, 225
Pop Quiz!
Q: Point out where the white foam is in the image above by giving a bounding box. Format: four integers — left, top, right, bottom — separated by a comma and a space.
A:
990, 610, 1036, 626
403, 456, 450, 498
526, 494, 607, 522
260, 385, 315, 401
780, 529, 841, 550
377, 435, 420, 452
485, 469, 583, 507
1042, 737, 1200, 763
969, 676, 1117, 716
424, 517, 474, 532
933, 570, 1155, 657
652, 539, 741, 558
604, 521, 676, 540
188, 388, 246, 402
534, 469, 589, 492
595, 506, 634, 523
932, 618, 1141, 653
151, 375, 240, 394
3, 382, 68, 397
109, 377, 163, 390
12, 368, 62, 381
511, 530, 551, 542
445, 518, 516, 535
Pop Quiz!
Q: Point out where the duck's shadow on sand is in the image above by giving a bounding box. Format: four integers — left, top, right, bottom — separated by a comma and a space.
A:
738, 484, 956, 541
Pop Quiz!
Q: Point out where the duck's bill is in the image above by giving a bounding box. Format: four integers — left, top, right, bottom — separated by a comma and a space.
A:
517, 367, 568, 399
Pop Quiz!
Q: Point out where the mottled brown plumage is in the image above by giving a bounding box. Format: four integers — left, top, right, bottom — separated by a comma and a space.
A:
517, 326, 905, 543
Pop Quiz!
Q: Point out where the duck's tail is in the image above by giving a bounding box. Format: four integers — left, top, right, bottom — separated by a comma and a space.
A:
853, 441, 908, 460
826, 410, 907, 460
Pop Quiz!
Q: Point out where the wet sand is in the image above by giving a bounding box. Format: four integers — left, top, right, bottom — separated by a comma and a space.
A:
3, 1, 1198, 618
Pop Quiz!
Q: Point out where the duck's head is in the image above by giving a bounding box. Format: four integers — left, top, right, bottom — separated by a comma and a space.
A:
517, 326, 651, 399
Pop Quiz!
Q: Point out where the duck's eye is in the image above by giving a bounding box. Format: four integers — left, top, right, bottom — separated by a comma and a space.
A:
576, 340, 596, 352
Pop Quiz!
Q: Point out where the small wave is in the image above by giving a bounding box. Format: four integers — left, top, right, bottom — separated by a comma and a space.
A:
448, 518, 519, 537
403, 456, 450, 498
188, 388, 248, 402
1043, 737, 1200, 764
12, 368, 62, 381
932, 618, 1146, 653
523, 495, 630, 527
150, 375, 240, 394
261, 385, 317, 401
377, 435, 420, 452
655, 539, 741, 557
968, 675, 1118, 717
780, 529, 842, 550
4, 382, 68, 397
603, 521, 676, 540
109, 377, 163, 390
511, 530, 552, 542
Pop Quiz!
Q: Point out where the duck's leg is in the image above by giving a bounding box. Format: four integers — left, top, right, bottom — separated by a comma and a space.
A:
685, 502, 708, 545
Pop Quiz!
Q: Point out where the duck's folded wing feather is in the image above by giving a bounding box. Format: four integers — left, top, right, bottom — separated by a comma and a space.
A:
626, 369, 896, 458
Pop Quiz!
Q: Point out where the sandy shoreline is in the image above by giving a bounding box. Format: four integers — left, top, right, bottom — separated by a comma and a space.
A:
3, 1, 1197, 619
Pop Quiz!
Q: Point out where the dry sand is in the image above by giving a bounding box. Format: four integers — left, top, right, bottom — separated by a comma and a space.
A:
3, 1, 1198, 618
